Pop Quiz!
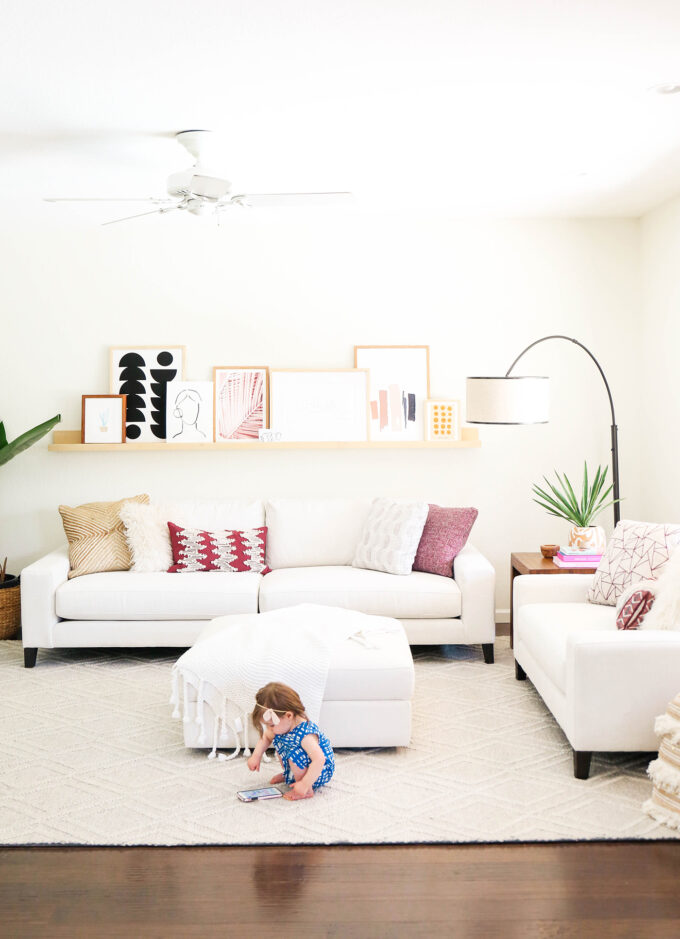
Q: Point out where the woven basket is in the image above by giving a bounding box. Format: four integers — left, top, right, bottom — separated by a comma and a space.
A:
0, 575, 21, 640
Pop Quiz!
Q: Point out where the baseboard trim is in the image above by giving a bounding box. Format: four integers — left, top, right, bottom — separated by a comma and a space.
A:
495, 608, 509, 624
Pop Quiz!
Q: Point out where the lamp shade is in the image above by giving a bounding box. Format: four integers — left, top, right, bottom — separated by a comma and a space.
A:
466, 377, 550, 424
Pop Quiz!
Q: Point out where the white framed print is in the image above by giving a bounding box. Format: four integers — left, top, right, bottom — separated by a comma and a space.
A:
81, 395, 126, 444
214, 367, 268, 441
354, 345, 430, 441
269, 370, 369, 442
110, 345, 185, 442
425, 399, 461, 441
166, 381, 214, 442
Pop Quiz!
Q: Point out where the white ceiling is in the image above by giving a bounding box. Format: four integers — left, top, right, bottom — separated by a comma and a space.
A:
5, 0, 680, 220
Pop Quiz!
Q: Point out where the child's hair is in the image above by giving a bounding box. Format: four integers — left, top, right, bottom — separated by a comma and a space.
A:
252, 682, 307, 734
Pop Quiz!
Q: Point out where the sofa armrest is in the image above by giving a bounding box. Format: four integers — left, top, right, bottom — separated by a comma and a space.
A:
566, 630, 680, 751
453, 544, 495, 642
513, 573, 594, 621
20, 546, 70, 648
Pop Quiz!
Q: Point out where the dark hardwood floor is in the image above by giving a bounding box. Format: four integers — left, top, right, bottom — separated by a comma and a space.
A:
2, 843, 680, 937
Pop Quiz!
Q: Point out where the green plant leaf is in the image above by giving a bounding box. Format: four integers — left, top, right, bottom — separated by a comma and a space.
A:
0, 423, 7, 449
0, 414, 61, 466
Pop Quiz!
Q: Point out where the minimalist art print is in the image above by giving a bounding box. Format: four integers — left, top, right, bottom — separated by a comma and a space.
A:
214, 367, 268, 441
81, 395, 126, 444
165, 381, 214, 443
110, 346, 185, 442
425, 399, 461, 441
354, 345, 430, 441
269, 369, 369, 442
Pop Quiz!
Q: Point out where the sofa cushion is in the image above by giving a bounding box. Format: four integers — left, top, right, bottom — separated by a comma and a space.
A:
55, 571, 261, 620
352, 498, 429, 576
413, 505, 478, 577
259, 566, 462, 618
167, 523, 269, 574
587, 519, 680, 607
516, 602, 616, 693
265, 498, 372, 569
59, 494, 149, 579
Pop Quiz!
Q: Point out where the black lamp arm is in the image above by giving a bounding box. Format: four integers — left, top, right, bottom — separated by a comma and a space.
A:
506, 334, 621, 526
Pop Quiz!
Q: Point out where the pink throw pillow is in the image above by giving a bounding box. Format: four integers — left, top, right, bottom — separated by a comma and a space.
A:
167, 522, 270, 574
412, 505, 478, 578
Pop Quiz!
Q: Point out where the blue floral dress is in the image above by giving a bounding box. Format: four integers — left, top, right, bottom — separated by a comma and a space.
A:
273, 720, 335, 790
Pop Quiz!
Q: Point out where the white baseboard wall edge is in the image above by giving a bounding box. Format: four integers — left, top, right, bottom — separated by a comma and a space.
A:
495, 608, 510, 624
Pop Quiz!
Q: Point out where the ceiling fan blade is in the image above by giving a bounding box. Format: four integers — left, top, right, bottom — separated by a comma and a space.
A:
101, 206, 179, 226
231, 192, 354, 208
44, 197, 173, 203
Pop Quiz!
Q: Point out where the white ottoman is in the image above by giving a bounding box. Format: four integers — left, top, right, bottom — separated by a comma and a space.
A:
182, 610, 415, 749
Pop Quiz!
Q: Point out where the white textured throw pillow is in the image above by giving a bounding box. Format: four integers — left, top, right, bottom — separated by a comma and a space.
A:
636, 546, 680, 630
352, 498, 429, 576
587, 519, 680, 607
119, 501, 174, 572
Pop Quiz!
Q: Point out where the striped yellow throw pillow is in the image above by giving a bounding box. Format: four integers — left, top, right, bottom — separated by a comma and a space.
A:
59, 494, 150, 579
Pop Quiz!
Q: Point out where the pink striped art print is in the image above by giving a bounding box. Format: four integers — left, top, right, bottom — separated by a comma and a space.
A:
213, 367, 269, 441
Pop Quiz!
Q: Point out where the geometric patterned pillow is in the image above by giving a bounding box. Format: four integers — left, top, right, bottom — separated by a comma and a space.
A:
167, 522, 269, 574
588, 520, 680, 607
59, 494, 150, 579
615, 580, 657, 630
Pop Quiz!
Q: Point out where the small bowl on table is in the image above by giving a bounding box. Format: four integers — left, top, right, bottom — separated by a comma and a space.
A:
540, 544, 559, 559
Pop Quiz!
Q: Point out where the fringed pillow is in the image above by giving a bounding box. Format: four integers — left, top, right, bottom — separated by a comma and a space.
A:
644, 692, 680, 830
615, 579, 657, 630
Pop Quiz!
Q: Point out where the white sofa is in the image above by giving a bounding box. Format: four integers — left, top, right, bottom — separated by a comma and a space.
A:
20, 498, 496, 668
513, 573, 680, 779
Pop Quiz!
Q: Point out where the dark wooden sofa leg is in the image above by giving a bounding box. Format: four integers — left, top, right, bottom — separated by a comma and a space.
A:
573, 750, 592, 780
482, 643, 494, 664
514, 659, 526, 680
24, 648, 38, 669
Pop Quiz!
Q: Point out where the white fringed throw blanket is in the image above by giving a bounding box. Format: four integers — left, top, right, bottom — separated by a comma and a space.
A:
170, 604, 402, 759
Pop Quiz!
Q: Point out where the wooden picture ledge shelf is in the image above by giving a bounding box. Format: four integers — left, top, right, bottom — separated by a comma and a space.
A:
48, 428, 480, 452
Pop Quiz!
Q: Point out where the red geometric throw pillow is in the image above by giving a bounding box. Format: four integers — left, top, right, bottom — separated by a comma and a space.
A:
616, 588, 655, 630
412, 505, 478, 578
167, 522, 270, 574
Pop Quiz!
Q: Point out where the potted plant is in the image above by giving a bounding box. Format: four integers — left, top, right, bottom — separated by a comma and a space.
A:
532, 462, 619, 553
0, 414, 61, 638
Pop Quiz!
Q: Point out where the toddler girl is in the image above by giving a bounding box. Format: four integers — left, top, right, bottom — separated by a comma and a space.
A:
247, 682, 335, 801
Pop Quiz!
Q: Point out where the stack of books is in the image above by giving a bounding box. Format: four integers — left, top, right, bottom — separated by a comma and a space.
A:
553, 546, 603, 569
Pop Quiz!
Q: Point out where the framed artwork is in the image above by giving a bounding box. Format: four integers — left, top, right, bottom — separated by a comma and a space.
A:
269, 369, 369, 442
81, 395, 126, 444
354, 345, 430, 441
110, 346, 185, 442
214, 367, 268, 441
166, 381, 214, 443
425, 399, 461, 441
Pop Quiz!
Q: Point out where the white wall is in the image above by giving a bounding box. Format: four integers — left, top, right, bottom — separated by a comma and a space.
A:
0, 212, 641, 618
640, 195, 680, 524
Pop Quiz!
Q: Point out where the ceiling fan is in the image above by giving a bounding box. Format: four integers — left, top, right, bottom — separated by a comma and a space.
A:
45, 130, 353, 225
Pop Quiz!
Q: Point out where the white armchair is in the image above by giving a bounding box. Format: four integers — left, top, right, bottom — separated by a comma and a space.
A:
513, 573, 680, 779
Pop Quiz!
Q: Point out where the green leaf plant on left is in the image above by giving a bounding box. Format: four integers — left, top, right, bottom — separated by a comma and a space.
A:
532, 461, 620, 528
0, 413, 61, 581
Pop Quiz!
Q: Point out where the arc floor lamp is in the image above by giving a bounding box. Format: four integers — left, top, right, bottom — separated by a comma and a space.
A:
465, 335, 621, 527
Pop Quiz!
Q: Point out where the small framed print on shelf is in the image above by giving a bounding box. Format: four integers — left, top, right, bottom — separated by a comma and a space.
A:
425, 399, 460, 441
81, 395, 126, 444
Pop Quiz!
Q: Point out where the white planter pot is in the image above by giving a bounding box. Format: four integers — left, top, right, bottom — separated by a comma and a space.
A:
567, 525, 606, 553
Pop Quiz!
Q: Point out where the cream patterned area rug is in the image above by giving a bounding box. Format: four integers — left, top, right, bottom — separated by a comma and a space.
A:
0, 639, 675, 846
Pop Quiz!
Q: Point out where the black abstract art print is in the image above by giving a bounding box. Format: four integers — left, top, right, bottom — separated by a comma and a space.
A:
110, 346, 185, 442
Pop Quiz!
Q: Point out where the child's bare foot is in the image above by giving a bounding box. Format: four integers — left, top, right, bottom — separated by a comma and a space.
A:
270, 773, 285, 784
283, 789, 314, 801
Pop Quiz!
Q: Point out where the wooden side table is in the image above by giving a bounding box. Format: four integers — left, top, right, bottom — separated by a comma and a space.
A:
510, 552, 598, 648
